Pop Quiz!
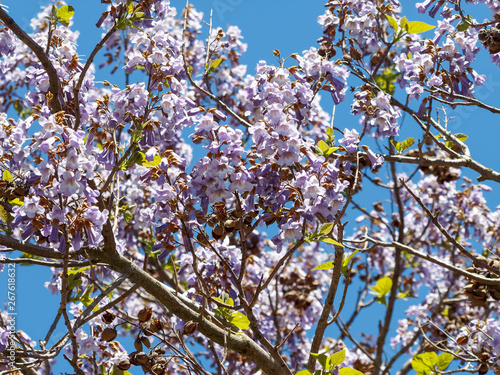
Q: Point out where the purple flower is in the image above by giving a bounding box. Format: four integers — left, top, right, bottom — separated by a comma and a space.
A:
366, 148, 384, 170
339, 128, 360, 153
23, 196, 45, 218
60, 170, 83, 196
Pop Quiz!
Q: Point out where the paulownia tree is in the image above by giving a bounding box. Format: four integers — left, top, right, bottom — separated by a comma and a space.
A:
0, 0, 499, 374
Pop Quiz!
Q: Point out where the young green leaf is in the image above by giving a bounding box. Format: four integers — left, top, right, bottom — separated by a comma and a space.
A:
457, 22, 469, 32
400, 137, 414, 152
369, 276, 393, 298
400, 16, 409, 31
206, 58, 224, 74
56, 5, 75, 26
317, 140, 330, 153
407, 21, 435, 34
2, 170, 13, 181
385, 15, 398, 31
296, 370, 313, 375
390, 140, 401, 154
329, 349, 346, 366
339, 368, 364, 375
436, 352, 453, 371
454, 133, 468, 142
411, 352, 438, 375
342, 249, 360, 275
326, 127, 334, 138
312, 260, 335, 271
67, 266, 92, 276
319, 222, 334, 236
310, 353, 329, 370
318, 237, 344, 247
229, 312, 250, 330
140, 154, 162, 168
9, 198, 24, 207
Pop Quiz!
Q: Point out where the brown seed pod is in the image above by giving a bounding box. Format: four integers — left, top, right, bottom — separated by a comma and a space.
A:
141, 336, 151, 349
456, 335, 468, 346
101, 327, 117, 342
101, 311, 116, 325
137, 307, 152, 322
134, 352, 148, 365
151, 364, 165, 375
478, 363, 489, 375
134, 338, 143, 352
117, 359, 131, 371
148, 319, 161, 333
183, 321, 198, 335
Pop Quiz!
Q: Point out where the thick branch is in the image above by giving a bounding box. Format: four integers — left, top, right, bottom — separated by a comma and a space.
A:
307, 242, 344, 371
0, 234, 79, 259
86, 247, 285, 375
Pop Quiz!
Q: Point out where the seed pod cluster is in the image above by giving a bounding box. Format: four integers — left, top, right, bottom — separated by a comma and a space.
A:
129, 347, 167, 374
205, 205, 257, 242
463, 256, 500, 306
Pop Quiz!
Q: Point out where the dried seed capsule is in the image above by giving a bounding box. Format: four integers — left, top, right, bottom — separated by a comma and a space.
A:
134, 338, 143, 352
101, 327, 117, 342
137, 307, 152, 322
183, 321, 198, 335
101, 311, 116, 325
117, 359, 131, 371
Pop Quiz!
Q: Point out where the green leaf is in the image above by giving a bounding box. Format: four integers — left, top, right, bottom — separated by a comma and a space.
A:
457, 22, 469, 32
79, 285, 99, 311
339, 368, 364, 375
56, 5, 75, 26
385, 15, 398, 31
390, 140, 401, 153
407, 21, 435, 34
119, 204, 135, 223
310, 353, 329, 370
110, 366, 133, 375
296, 371, 313, 375
319, 223, 334, 236
312, 260, 335, 271
400, 137, 414, 152
329, 349, 346, 366
391, 138, 414, 155
229, 312, 250, 330
2, 170, 13, 181
126, 0, 135, 15
0, 205, 10, 224
412, 352, 438, 375
9, 198, 23, 207
326, 127, 333, 138
318, 237, 344, 247
317, 140, 329, 153
437, 352, 453, 371
342, 249, 360, 275
140, 153, 162, 168
205, 58, 224, 75
369, 276, 393, 298
454, 133, 468, 142
67, 266, 91, 276
400, 16, 409, 31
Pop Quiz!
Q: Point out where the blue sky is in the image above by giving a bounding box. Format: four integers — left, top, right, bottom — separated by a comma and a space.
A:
2, 1, 500, 374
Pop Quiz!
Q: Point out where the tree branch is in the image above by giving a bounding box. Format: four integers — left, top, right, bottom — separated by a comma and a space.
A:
0, 8, 63, 113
